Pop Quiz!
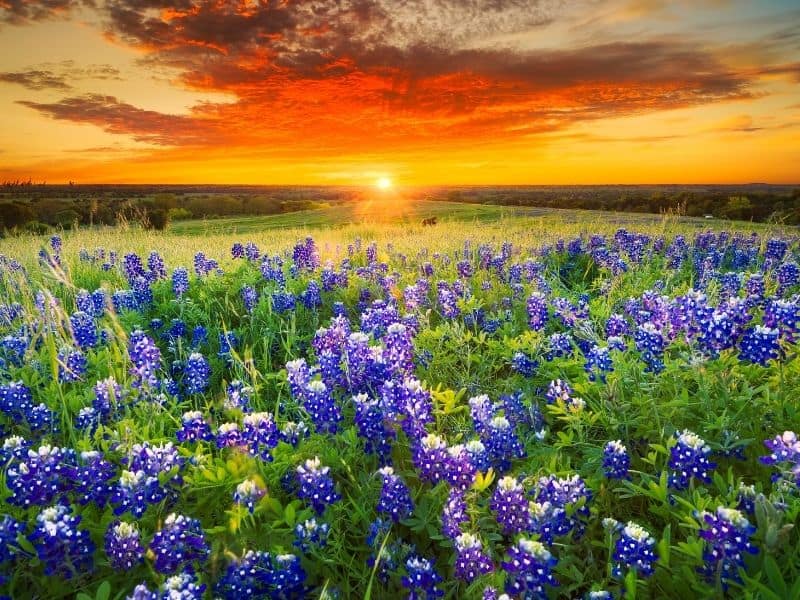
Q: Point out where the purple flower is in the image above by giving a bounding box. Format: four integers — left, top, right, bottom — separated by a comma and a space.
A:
293, 518, 329, 553
297, 457, 339, 514
412, 434, 450, 486
233, 478, 266, 513
29, 504, 94, 578
70, 310, 97, 349
216, 422, 244, 449
668, 430, 716, 490
172, 267, 189, 298
303, 380, 342, 434
697, 507, 757, 588
57, 346, 87, 382
242, 412, 279, 460
128, 330, 161, 389
526, 292, 548, 330
454, 533, 494, 583
402, 556, 444, 600
105, 521, 144, 570
376, 466, 413, 522
176, 410, 213, 443
602, 441, 630, 480
502, 538, 559, 598
612, 521, 658, 578
184, 352, 210, 394
490, 476, 530, 535
241, 285, 259, 312
441, 489, 468, 539
149, 513, 209, 574
483, 416, 525, 472
739, 325, 780, 365
760, 430, 800, 485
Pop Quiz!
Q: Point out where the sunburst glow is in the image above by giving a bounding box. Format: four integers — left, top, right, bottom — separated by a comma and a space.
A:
376, 177, 393, 190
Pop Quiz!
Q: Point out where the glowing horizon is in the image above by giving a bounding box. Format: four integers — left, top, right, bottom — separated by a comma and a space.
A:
0, 1, 798, 185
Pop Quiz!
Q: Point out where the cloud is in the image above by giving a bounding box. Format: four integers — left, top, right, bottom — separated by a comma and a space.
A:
0, 69, 71, 90
17, 94, 229, 145
0, 0, 91, 24
6, 0, 786, 154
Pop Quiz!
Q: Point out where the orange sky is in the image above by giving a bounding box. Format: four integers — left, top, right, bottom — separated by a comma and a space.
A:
0, 0, 798, 185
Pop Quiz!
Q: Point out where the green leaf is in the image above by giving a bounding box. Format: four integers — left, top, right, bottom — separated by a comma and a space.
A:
285, 503, 296, 526
95, 581, 111, 600
762, 555, 787, 597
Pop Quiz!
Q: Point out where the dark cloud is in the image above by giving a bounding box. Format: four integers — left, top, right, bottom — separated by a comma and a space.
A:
0, 0, 91, 24
0, 69, 71, 89
17, 94, 229, 145
5, 0, 784, 152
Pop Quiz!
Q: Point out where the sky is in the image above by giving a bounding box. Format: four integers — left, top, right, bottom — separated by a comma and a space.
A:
0, 0, 798, 185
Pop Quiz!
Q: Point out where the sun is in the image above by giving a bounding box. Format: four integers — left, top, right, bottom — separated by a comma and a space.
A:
376, 177, 393, 190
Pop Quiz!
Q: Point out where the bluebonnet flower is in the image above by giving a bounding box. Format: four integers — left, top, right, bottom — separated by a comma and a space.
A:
184, 352, 210, 394
280, 421, 309, 447
293, 237, 320, 271
70, 310, 97, 349
272, 289, 296, 313
0, 514, 25, 580
465, 440, 490, 472
75, 451, 116, 508
611, 521, 658, 578
231, 242, 245, 259
545, 379, 572, 404
441, 489, 468, 539
526, 292, 548, 330
303, 380, 342, 434
234, 478, 266, 513
531, 474, 592, 540
0, 380, 33, 419
105, 521, 144, 570
490, 476, 531, 535
545, 332, 572, 360
241, 285, 259, 312
765, 238, 788, 262
242, 412, 279, 460
300, 280, 322, 309
764, 299, 800, 342
454, 533, 494, 583
225, 379, 252, 412
7, 444, 76, 507
502, 538, 558, 599
297, 457, 340, 514
216, 422, 244, 449
511, 351, 537, 377
191, 324, 207, 348
50, 234, 62, 253
669, 430, 716, 490
128, 330, 161, 389
111, 469, 165, 518
353, 393, 395, 463
602, 441, 631, 480
445, 444, 477, 491
469, 394, 495, 434
75, 406, 100, 432
413, 434, 450, 486
585, 345, 613, 382
57, 346, 87, 382
529, 500, 569, 545
697, 507, 757, 588
29, 504, 94, 578
294, 518, 330, 553
218, 331, 238, 363
93, 377, 122, 418
483, 416, 525, 472
634, 323, 666, 373
149, 513, 209, 574
376, 466, 413, 522
402, 556, 443, 600
176, 411, 213, 443
760, 430, 800, 485
215, 550, 307, 599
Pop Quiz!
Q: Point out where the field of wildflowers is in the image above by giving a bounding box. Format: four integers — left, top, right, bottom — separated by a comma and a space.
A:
0, 216, 798, 599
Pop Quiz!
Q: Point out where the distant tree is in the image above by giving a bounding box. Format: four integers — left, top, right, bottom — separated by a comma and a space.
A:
722, 196, 752, 220
146, 208, 170, 231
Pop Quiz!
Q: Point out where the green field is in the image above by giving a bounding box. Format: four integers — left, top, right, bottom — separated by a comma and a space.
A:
167, 199, 765, 237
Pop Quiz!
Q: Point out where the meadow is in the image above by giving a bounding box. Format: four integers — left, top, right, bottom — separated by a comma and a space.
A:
0, 209, 799, 599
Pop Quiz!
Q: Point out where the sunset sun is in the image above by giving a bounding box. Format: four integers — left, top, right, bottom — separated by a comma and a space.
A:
376, 177, 393, 190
